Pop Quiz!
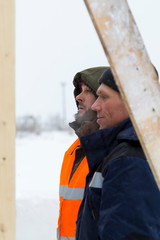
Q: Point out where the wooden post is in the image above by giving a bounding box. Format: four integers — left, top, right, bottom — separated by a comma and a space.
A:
0, 0, 15, 239
84, 0, 160, 189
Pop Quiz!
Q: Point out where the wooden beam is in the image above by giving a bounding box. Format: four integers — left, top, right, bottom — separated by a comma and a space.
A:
84, 0, 160, 188
0, 0, 15, 239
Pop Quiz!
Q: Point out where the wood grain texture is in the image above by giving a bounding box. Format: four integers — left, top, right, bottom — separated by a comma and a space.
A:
84, 0, 160, 189
0, 0, 15, 239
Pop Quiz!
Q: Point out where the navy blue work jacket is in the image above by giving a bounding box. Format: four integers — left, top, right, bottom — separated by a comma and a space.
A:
76, 118, 160, 240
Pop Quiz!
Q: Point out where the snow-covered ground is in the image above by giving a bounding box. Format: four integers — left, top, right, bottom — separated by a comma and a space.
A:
16, 130, 76, 240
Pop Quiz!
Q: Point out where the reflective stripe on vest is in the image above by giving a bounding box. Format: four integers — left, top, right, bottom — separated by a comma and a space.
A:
57, 229, 75, 240
59, 185, 84, 200
89, 172, 104, 188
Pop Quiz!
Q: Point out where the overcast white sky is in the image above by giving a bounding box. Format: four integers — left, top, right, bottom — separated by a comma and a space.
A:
16, 0, 160, 123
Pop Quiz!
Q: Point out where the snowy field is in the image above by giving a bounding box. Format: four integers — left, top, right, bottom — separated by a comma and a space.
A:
16, 130, 76, 240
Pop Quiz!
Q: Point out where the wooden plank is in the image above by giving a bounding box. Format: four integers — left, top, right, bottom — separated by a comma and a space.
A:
0, 0, 15, 239
84, 0, 160, 189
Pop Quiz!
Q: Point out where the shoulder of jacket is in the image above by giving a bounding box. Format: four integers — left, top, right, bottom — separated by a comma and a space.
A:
101, 141, 146, 177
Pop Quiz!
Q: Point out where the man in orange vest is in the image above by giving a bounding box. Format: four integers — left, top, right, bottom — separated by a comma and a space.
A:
57, 66, 108, 240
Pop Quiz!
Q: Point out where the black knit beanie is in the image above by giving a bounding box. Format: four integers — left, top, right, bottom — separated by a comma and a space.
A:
99, 68, 119, 92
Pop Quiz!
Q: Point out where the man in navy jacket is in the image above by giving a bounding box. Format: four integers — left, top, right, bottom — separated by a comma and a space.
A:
76, 68, 160, 240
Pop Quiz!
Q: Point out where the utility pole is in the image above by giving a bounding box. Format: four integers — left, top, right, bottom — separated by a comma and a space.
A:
61, 82, 67, 125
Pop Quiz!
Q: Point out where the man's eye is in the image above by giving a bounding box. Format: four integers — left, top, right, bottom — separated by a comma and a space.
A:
101, 95, 107, 100
86, 89, 91, 93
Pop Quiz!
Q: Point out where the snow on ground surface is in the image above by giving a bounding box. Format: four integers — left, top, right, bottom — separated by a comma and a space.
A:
16, 130, 76, 240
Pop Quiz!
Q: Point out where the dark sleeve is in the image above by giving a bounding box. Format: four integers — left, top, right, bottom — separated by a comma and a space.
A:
98, 156, 160, 240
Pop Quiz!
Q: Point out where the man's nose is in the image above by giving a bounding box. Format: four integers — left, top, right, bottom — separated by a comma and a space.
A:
91, 99, 100, 111
76, 92, 84, 102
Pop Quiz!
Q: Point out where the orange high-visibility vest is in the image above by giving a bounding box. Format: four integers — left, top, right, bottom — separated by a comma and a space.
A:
57, 138, 89, 240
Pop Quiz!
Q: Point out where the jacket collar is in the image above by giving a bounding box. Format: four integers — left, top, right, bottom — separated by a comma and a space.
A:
80, 118, 137, 172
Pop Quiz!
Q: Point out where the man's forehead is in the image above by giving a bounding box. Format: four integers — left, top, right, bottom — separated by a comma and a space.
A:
97, 84, 119, 96
79, 81, 87, 87
79, 81, 90, 90
96, 84, 106, 95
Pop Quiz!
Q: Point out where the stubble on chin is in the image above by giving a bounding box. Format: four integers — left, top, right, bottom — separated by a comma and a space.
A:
74, 112, 84, 123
